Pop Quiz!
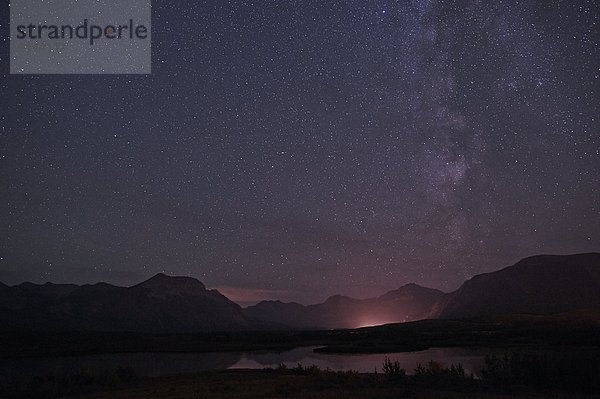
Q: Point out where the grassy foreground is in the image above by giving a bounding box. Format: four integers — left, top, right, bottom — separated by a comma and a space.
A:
3, 346, 600, 398
8, 355, 599, 399
69, 369, 598, 399
3, 317, 600, 398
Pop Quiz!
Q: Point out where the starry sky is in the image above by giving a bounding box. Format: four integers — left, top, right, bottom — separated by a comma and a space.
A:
1, 0, 599, 305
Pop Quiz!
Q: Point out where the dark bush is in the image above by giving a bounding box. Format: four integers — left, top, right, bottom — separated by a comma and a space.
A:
412, 361, 474, 390
481, 351, 600, 393
382, 357, 406, 381
1, 367, 138, 399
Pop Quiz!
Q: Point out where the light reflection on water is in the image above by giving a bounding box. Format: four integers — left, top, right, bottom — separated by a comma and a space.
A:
0, 346, 488, 384
230, 346, 487, 375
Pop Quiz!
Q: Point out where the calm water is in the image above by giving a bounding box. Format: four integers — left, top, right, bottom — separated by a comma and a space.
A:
0, 346, 488, 383
230, 346, 487, 374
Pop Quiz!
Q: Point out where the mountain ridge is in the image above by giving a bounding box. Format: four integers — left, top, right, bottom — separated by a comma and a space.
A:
0, 274, 256, 332
243, 283, 446, 329
439, 252, 600, 319
1, 252, 598, 331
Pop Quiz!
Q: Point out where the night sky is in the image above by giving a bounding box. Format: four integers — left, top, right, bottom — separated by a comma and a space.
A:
1, 0, 599, 305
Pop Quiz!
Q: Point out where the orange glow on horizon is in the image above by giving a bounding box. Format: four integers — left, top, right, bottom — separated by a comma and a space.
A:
354, 319, 402, 328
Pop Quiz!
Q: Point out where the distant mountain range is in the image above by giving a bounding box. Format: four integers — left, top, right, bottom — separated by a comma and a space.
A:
0, 273, 257, 332
1, 253, 598, 332
244, 283, 444, 329
246, 253, 600, 328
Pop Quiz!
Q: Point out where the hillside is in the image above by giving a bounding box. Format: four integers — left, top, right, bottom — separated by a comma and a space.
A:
0, 273, 255, 332
439, 253, 600, 319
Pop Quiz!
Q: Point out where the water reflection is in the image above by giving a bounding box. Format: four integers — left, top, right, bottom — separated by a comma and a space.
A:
230, 346, 486, 375
0, 346, 487, 385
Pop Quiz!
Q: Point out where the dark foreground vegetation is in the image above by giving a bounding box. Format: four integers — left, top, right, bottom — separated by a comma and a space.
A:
2, 316, 599, 398
3, 352, 600, 398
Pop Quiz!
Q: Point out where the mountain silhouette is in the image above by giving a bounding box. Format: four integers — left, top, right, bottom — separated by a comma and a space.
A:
438, 253, 600, 319
245, 253, 600, 328
244, 283, 445, 329
0, 274, 256, 332
1, 253, 599, 332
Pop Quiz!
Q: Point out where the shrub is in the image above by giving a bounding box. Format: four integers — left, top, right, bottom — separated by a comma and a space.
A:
382, 357, 406, 381
481, 352, 600, 393
413, 361, 473, 390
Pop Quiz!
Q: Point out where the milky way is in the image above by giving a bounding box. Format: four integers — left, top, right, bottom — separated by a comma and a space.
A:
1, 0, 598, 304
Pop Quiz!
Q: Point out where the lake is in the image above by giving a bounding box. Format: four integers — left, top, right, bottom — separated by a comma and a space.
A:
230, 346, 487, 374
0, 346, 488, 384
